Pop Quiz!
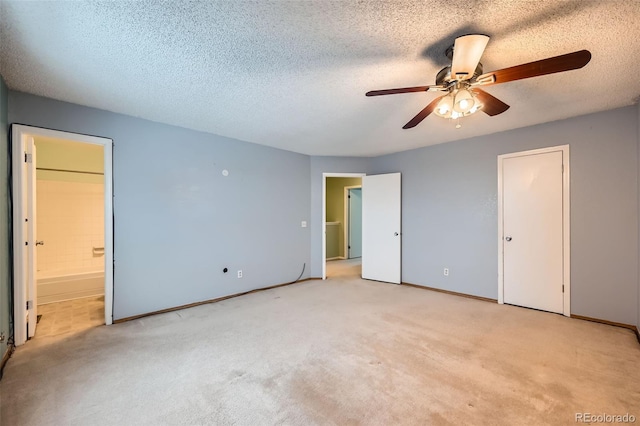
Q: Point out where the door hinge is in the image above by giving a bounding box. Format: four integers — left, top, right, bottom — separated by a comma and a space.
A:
562, 284, 565, 293
26, 300, 33, 310
24, 152, 32, 163
561, 164, 564, 173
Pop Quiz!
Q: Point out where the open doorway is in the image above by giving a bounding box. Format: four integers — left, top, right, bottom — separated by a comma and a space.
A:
323, 174, 364, 279
322, 172, 402, 283
34, 137, 106, 337
12, 125, 113, 345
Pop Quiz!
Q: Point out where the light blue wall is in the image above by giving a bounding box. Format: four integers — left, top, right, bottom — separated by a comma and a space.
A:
0, 75, 10, 358
310, 157, 369, 277
6, 90, 640, 327
369, 106, 639, 325
9, 91, 311, 320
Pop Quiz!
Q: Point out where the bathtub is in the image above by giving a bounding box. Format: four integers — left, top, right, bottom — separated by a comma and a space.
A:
37, 270, 105, 305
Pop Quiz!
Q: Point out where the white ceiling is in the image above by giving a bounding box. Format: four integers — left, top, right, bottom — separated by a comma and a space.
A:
1, 1, 639, 157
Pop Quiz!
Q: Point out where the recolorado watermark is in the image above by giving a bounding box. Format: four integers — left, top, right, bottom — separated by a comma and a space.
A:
576, 413, 636, 423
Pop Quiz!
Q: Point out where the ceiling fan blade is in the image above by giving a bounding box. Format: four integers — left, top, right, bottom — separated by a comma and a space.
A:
473, 89, 510, 116
451, 34, 490, 81
366, 85, 446, 96
402, 96, 443, 129
475, 50, 591, 86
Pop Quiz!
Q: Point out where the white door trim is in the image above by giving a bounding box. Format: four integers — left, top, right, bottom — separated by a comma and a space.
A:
12, 125, 114, 345
343, 185, 362, 259
497, 144, 571, 316
322, 173, 366, 279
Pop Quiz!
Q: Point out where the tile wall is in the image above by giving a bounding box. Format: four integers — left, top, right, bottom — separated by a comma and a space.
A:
36, 180, 104, 277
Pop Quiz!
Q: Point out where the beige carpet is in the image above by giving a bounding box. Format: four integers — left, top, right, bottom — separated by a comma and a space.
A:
1, 260, 639, 425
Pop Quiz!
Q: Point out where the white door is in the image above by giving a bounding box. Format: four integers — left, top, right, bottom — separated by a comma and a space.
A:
348, 188, 362, 258
362, 173, 401, 283
502, 151, 564, 314
24, 137, 38, 338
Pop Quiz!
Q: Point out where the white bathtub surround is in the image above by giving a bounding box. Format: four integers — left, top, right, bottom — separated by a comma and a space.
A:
36, 179, 104, 305
36, 179, 104, 275
37, 271, 104, 305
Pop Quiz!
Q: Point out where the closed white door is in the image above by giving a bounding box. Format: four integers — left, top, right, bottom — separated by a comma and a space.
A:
502, 151, 564, 314
362, 173, 401, 284
348, 188, 362, 258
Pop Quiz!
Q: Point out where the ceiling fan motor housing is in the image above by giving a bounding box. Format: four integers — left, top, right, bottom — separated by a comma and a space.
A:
436, 63, 484, 86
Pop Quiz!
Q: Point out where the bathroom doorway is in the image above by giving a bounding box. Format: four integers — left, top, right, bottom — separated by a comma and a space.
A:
324, 175, 363, 279
34, 137, 106, 337
12, 125, 114, 345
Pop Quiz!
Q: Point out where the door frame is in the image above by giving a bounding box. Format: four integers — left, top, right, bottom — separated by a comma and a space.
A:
12, 124, 114, 345
322, 173, 366, 279
343, 185, 362, 259
497, 145, 570, 316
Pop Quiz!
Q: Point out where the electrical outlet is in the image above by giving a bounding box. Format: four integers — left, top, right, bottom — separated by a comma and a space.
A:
237, 270, 243, 279
301, 221, 307, 228
443, 268, 449, 276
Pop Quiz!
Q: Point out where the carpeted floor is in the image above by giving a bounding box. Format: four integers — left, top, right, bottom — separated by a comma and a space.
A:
1, 260, 639, 425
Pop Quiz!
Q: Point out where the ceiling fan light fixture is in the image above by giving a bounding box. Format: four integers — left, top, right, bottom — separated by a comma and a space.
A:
435, 94, 454, 117
453, 88, 475, 113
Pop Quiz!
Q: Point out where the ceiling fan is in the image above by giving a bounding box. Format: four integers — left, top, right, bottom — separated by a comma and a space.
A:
366, 35, 592, 129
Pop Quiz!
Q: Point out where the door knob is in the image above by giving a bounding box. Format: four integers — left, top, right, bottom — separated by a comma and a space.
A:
505, 236, 512, 242
35, 240, 44, 246
394, 232, 399, 236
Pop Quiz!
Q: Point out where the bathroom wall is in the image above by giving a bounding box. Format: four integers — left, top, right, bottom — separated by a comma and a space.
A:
35, 137, 103, 183
325, 177, 362, 259
36, 181, 104, 277
35, 137, 105, 279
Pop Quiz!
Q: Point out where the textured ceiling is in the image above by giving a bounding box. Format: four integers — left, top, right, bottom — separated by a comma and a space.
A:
1, 0, 639, 157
